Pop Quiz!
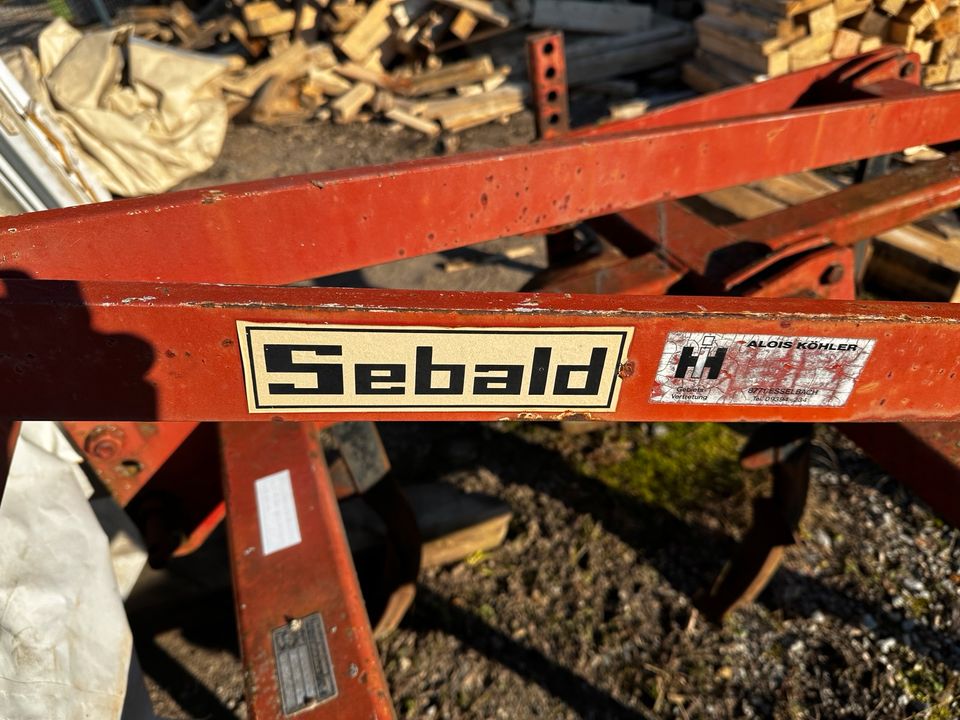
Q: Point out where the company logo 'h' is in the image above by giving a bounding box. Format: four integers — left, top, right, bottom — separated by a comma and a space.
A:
674, 335, 726, 379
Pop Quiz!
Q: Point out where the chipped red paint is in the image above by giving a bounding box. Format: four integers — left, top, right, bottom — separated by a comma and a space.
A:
1, 280, 959, 424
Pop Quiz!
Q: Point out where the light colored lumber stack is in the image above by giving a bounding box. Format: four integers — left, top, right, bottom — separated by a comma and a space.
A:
685, 0, 960, 90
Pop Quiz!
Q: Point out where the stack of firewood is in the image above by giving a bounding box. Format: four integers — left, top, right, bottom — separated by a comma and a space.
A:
118, 0, 524, 132
117, 0, 697, 133
684, 0, 960, 90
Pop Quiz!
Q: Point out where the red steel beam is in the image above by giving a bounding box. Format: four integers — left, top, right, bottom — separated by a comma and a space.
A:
1, 279, 959, 423
221, 421, 394, 719
728, 152, 960, 252
4, 88, 960, 285
564, 48, 920, 138
590, 151, 960, 287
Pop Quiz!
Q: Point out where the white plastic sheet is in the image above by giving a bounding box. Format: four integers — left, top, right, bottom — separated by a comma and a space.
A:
0, 422, 151, 719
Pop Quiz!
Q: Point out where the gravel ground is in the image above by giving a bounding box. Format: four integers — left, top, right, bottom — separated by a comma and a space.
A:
135, 112, 960, 720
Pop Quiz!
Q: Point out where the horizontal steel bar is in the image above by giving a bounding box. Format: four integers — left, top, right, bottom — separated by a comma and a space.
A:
5, 87, 960, 285
565, 48, 917, 138
1, 279, 958, 423
729, 152, 960, 251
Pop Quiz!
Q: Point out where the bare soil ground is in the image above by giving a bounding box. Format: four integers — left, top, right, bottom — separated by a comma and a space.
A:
136, 112, 960, 720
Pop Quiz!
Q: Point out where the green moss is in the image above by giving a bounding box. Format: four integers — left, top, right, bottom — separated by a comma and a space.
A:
906, 594, 932, 619
902, 662, 946, 704
589, 423, 753, 514
928, 706, 952, 720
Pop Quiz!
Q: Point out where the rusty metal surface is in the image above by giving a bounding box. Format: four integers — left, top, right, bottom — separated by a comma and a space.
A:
62, 421, 198, 505
1, 279, 960, 423
841, 423, 960, 528
727, 152, 960, 252
699, 425, 812, 622
565, 48, 917, 138
221, 421, 394, 720
5, 84, 960, 284
526, 31, 570, 139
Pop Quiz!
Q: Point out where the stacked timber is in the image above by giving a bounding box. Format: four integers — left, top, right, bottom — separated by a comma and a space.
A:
119, 0, 697, 132
685, 0, 960, 90
118, 0, 525, 132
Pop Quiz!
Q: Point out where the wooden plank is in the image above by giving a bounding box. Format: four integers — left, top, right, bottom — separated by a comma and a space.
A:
745, 0, 832, 18
682, 60, 730, 92
433, 0, 511, 27
385, 107, 442, 136
450, 9, 479, 39
860, 35, 883, 51
693, 48, 768, 84
888, 20, 917, 45
802, 2, 837, 34
923, 9, 960, 40
241, 0, 316, 36
913, 36, 934, 61
307, 67, 353, 94
898, 1, 939, 32
697, 27, 791, 74
923, 62, 949, 84
834, 0, 870, 19
337, 0, 395, 61
880, 0, 908, 16
336, 60, 396, 89
422, 84, 524, 131
832, 27, 863, 57
409, 485, 512, 569
788, 31, 836, 58
791, 50, 830, 70
855, 9, 891, 36
750, 172, 960, 302
701, 186, 786, 218
220, 40, 309, 97
569, 31, 697, 84
696, 14, 800, 55
344, 484, 512, 570
329, 0, 369, 31
532, 0, 652, 34
395, 56, 495, 96
330, 80, 375, 121
933, 35, 960, 63
865, 239, 960, 301
705, 0, 800, 39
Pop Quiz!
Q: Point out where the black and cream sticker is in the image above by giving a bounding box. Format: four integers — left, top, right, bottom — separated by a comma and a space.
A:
652, 332, 875, 406
238, 322, 633, 413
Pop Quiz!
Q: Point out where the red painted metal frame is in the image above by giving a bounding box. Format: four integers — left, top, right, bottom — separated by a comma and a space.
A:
221, 421, 394, 719
2, 53, 959, 286
2, 279, 960, 424
61, 421, 198, 505
2, 49, 960, 720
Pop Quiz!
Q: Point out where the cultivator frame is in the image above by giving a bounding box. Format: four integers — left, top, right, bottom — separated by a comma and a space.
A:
2, 46, 960, 718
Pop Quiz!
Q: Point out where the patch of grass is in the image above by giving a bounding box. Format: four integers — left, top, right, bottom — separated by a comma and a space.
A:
588, 423, 754, 514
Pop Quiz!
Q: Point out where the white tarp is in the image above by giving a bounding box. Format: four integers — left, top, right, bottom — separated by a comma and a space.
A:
0, 422, 152, 719
25, 18, 232, 196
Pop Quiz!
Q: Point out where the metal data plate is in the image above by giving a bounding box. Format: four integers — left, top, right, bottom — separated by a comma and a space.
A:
272, 613, 337, 715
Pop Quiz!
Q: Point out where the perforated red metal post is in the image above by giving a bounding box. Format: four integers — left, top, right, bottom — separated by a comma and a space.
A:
526, 31, 570, 139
